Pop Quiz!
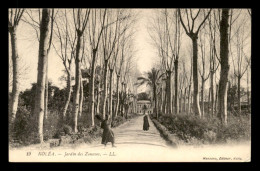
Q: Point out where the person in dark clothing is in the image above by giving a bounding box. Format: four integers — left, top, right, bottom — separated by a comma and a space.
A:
143, 113, 150, 131
95, 114, 116, 147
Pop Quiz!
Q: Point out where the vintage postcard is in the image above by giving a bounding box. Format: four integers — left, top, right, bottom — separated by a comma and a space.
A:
8, 8, 251, 162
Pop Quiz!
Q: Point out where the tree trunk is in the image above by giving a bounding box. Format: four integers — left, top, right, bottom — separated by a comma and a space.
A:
72, 32, 83, 132
109, 69, 113, 119
120, 83, 125, 117
237, 76, 241, 115
102, 60, 109, 119
210, 71, 214, 117
9, 29, 20, 124
96, 81, 100, 115
163, 82, 167, 114
187, 84, 191, 114
247, 68, 250, 110
115, 75, 120, 118
34, 9, 50, 143
174, 60, 179, 115
44, 64, 48, 120
179, 89, 182, 113
89, 49, 97, 126
208, 86, 211, 116
62, 71, 72, 120
217, 8, 230, 125
160, 86, 163, 114
153, 84, 158, 119
191, 37, 202, 117
215, 84, 218, 115
78, 75, 84, 118
227, 81, 231, 110
133, 97, 136, 114
183, 87, 187, 113
201, 79, 205, 118
121, 96, 124, 117
166, 71, 172, 114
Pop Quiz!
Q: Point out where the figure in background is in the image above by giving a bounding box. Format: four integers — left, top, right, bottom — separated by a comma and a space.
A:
95, 114, 116, 147
143, 113, 149, 131
143, 104, 149, 131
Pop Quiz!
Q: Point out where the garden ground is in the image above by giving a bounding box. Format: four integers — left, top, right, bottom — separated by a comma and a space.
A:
9, 114, 250, 162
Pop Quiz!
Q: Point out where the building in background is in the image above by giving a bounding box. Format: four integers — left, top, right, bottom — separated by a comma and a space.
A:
136, 100, 152, 114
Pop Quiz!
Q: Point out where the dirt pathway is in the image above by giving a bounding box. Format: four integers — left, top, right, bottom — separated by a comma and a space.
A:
90, 115, 169, 148
9, 115, 250, 162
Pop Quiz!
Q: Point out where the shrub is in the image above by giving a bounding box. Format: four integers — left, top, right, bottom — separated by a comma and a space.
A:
111, 116, 125, 128
63, 125, 73, 135
54, 124, 72, 139
10, 106, 38, 146
157, 113, 251, 144
111, 113, 138, 128
83, 135, 92, 143
216, 115, 251, 142
43, 110, 61, 141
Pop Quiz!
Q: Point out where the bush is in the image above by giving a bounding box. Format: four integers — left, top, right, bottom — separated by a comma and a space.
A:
10, 105, 65, 145
157, 113, 251, 144
43, 110, 62, 141
54, 124, 72, 139
111, 113, 138, 128
216, 115, 251, 142
57, 124, 103, 145
10, 106, 38, 146
63, 125, 73, 135
111, 116, 125, 128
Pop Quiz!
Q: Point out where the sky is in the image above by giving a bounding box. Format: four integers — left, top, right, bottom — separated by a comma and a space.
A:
9, 9, 158, 92
9, 9, 251, 93
135, 9, 157, 73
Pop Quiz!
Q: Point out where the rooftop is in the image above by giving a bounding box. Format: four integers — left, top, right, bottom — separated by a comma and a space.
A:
137, 100, 151, 103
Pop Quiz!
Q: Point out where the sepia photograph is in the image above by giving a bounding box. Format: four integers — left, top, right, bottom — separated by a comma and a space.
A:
8, 8, 251, 162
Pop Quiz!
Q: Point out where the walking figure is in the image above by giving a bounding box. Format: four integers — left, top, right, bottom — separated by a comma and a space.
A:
95, 114, 116, 147
143, 113, 150, 131
143, 104, 149, 131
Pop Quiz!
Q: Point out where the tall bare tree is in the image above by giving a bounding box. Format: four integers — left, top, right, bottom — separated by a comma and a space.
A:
208, 11, 220, 117
178, 60, 188, 113
21, 9, 56, 120
198, 27, 211, 118
44, 9, 55, 120
179, 8, 211, 117
88, 9, 107, 126
8, 8, 25, 124
101, 10, 119, 120
52, 9, 76, 120
33, 9, 53, 143
148, 9, 181, 115
217, 8, 230, 125
114, 38, 125, 118
114, 18, 135, 118
230, 10, 251, 115
71, 8, 90, 132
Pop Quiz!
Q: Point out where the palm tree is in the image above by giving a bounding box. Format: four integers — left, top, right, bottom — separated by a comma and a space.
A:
136, 68, 164, 119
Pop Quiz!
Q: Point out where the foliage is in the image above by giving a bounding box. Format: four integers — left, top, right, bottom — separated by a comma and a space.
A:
111, 116, 125, 128
156, 113, 251, 144
43, 110, 62, 141
19, 82, 66, 112
10, 79, 139, 147
54, 124, 75, 139
48, 88, 67, 111
111, 113, 138, 128
19, 83, 37, 110
216, 114, 251, 142
10, 105, 38, 146
137, 92, 150, 101
58, 124, 103, 144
